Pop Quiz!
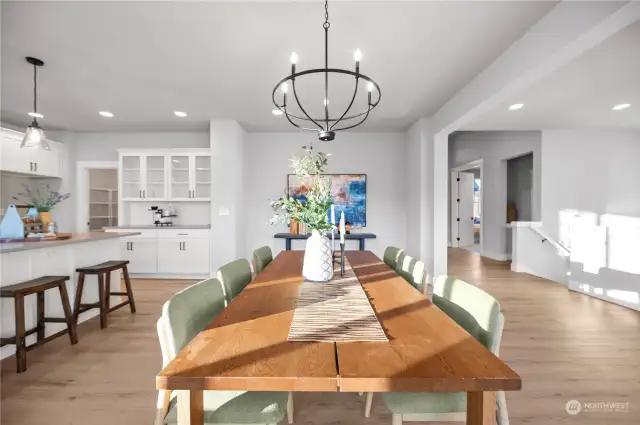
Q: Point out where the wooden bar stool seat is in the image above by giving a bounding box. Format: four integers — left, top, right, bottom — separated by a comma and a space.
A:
0, 276, 78, 373
74, 260, 136, 330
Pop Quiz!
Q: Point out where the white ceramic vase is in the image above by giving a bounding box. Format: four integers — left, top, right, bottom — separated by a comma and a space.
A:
302, 229, 334, 282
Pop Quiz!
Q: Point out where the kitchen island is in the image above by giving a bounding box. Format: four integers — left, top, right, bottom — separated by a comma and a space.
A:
0, 232, 139, 360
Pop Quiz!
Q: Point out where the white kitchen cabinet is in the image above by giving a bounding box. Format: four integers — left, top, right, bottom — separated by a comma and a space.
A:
157, 238, 210, 275
169, 153, 210, 201
120, 238, 158, 274
0, 128, 61, 178
106, 228, 210, 277
119, 153, 167, 201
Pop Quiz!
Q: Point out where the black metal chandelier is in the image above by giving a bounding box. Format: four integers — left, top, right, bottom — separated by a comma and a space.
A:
272, 0, 381, 142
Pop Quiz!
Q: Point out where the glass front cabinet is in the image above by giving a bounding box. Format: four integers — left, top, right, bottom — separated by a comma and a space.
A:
119, 150, 210, 202
169, 153, 211, 201
120, 154, 168, 201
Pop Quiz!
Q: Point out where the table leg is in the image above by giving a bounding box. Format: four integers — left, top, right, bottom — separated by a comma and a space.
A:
467, 391, 496, 425
286, 239, 292, 250
359, 239, 365, 250
178, 390, 204, 425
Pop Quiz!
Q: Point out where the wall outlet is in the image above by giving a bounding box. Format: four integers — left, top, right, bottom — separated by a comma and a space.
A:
218, 207, 230, 216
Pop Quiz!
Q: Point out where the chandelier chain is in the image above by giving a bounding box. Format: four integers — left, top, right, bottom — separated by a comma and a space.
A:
323, 0, 330, 29
33, 63, 38, 115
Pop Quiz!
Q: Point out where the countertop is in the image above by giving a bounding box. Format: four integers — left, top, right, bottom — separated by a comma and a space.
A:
0, 232, 140, 254
104, 225, 211, 230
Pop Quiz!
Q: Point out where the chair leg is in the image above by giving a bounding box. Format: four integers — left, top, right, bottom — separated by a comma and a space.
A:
104, 271, 111, 312
36, 291, 45, 341
98, 273, 106, 329
14, 294, 27, 373
497, 391, 509, 425
365, 392, 373, 418
391, 413, 402, 425
58, 282, 78, 344
287, 392, 294, 424
122, 265, 136, 313
73, 272, 86, 325
155, 389, 172, 425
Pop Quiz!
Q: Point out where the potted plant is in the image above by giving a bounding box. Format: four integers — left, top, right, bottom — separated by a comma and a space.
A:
270, 146, 335, 282
13, 184, 71, 231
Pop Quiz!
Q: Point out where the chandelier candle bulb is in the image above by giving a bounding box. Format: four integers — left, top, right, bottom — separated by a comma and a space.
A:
354, 49, 362, 73
290, 52, 298, 74
281, 82, 288, 94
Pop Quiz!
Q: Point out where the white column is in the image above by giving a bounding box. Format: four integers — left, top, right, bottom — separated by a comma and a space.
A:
209, 120, 246, 273
432, 132, 449, 280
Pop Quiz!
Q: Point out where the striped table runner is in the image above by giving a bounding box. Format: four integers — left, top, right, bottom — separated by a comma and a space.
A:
288, 257, 389, 342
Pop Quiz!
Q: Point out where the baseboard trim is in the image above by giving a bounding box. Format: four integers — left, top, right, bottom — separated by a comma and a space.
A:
569, 280, 640, 312
129, 273, 210, 280
481, 251, 510, 262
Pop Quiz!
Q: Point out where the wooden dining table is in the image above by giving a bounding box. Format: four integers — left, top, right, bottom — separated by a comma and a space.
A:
156, 250, 521, 425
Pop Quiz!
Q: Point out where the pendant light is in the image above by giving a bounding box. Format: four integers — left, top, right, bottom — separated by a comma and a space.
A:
272, 0, 381, 141
21, 57, 50, 151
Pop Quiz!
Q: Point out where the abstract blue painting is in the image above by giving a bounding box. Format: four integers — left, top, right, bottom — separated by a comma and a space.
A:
287, 174, 367, 227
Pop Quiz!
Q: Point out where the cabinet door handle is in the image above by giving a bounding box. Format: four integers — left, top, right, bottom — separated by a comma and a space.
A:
179, 242, 183, 251
35, 163, 37, 172
183, 241, 187, 251
29, 162, 33, 171
143, 190, 146, 198
131, 242, 134, 250
177, 233, 188, 236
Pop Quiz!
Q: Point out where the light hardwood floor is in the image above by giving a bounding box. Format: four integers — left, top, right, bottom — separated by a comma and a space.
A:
1, 249, 639, 424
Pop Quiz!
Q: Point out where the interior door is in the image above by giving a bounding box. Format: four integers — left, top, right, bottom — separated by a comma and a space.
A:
456, 172, 475, 247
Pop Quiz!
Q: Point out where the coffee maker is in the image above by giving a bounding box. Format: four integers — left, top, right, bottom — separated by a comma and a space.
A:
149, 206, 177, 226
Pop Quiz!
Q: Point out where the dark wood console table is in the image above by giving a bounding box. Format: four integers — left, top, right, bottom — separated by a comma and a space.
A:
274, 233, 377, 251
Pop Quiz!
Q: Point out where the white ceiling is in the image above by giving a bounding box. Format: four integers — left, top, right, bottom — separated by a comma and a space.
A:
464, 20, 640, 131
0, 1, 556, 133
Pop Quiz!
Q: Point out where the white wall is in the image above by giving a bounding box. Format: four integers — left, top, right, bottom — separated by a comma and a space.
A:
210, 121, 245, 272
243, 132, 406, 261
405, 121, 423, 256
449, 131, 541, 259
541, 130, 640, 245
73, 132, 209, 161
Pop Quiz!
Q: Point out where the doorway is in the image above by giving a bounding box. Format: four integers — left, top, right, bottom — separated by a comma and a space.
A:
451, 160, 483, 255
76, 161, 118, 232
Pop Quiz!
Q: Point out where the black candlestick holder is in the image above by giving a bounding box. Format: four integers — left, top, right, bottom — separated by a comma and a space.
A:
340, 242, 345, 277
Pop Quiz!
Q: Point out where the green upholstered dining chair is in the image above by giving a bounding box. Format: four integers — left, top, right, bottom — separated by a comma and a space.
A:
155, 277, 293, 425
395, 253, 427, 296
252, 246, 273, 276
383, 246, 404, 270
365, 276, 508, 425
217, 259, 252, 304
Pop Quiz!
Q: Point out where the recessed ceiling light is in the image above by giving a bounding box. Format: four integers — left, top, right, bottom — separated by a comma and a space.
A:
272, 109, 284, 116
174, 111, 187, 117
612, 103, 631, 111
99, 111, 114, 118
509, 103, 524, 111
28, 112, 44, 118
